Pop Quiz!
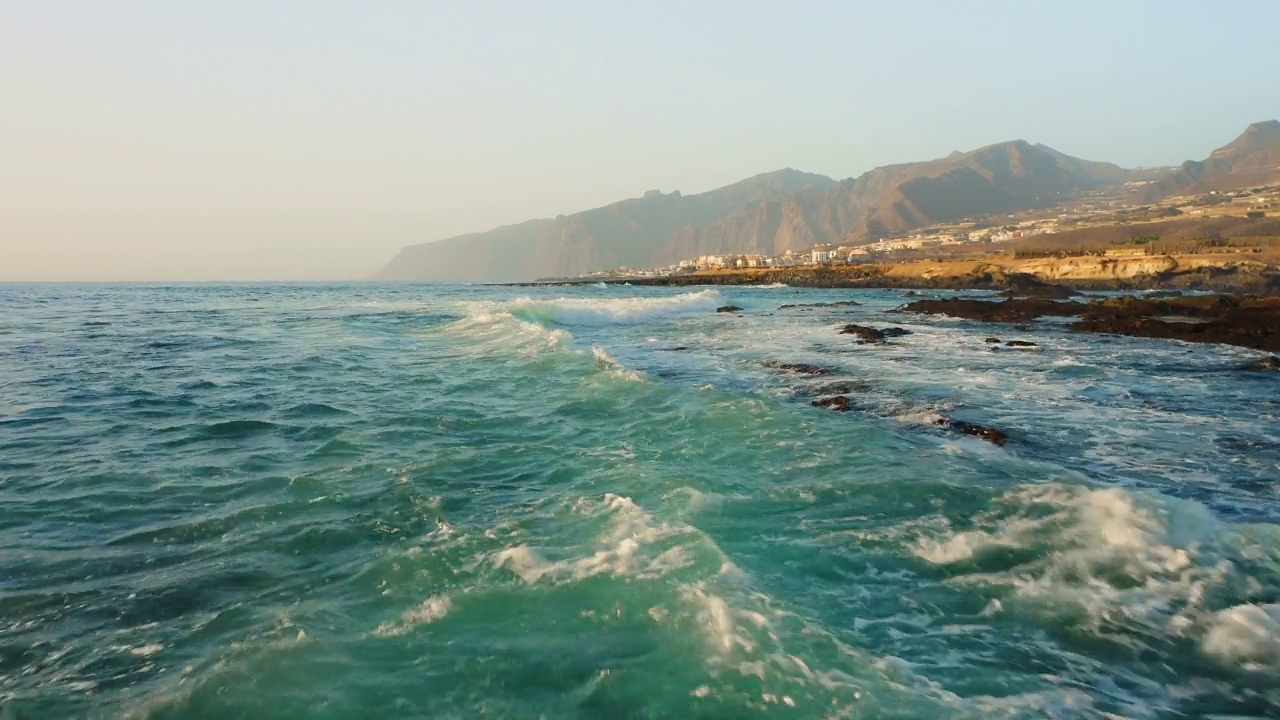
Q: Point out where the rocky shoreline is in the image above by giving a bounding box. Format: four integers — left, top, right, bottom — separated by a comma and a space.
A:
756, 291, 1278, 451
898, 294, 1280, 353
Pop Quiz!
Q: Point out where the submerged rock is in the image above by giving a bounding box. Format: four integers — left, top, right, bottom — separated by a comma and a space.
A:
779, 300, 861, 310
1242, 355, 1280, 371
984, 337, 1003, 344
934, 417, 1008, 446
657, 346, 690, 352
1005, 340, 1038, 348
812, 380, 871, 395
811, 395, 852, 412
716, 305, 743, 313
764, 361, 834, 376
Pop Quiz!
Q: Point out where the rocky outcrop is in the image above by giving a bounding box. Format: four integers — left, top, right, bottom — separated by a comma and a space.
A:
838, 324, 913, 343
899, 298, 1082, 323
904, 294, 1280, 352
716, 305, 743, 313
1069, 296, 1280, 352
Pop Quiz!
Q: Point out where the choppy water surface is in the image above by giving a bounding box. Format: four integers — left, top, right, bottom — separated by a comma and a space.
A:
2, 282, 1279, 719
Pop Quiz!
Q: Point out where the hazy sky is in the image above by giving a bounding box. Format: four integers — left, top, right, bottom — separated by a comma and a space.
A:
2, 1, 1278, 281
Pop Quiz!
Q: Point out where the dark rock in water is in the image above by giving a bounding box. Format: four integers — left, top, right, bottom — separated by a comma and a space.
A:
984, 337, 1003, 344
997, 275, 1081, 299
812, 380, 870, 395
764, 361, 833, 376
839, 324, 912, 343
1067, 295, 1280, 352
811, 395, 852, 412
934, 417, 1008, 446
657, 346, 690, 352
904, 291, 918, 297
1146, 290, 1184, 298
1242, 355, 1280, 370
901, 298, 1081, 323
840, 324, 886, 343
779, 300, 861, 310
716, 305, 743, 313
1005, 340, 1038, 348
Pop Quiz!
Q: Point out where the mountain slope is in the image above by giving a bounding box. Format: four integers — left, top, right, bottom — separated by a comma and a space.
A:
652, 140, 1128, 264
378, 141, 1132, 281
376, 169, 835, 282
1143, 120, 1280, 200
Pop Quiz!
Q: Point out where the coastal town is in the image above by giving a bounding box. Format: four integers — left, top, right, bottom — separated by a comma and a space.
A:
570, 182, 1280, 280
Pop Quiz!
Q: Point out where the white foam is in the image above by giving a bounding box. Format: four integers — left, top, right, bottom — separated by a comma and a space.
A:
508, 290, 721, 326
373, 595, 453, 638
591, 345, 644, 381
441, 305, 573, 355
1202, 604, 1280, 672
491, 494, 701, 584
910, 483, 1257, 657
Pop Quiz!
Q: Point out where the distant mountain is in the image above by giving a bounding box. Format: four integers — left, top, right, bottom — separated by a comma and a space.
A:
378, 127, 1270, 281
639, 140, 1129, 269
375, 169, 835, 282
1143, 120, 1280, 200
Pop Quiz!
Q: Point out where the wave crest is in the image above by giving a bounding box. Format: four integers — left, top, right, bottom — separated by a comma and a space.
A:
508, 290, 721, 326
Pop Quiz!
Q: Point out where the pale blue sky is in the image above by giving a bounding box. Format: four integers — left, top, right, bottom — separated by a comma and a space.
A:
2, 1, 1277, 280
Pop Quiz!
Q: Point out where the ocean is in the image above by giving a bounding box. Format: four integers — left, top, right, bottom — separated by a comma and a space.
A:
2, 282, 1279, 719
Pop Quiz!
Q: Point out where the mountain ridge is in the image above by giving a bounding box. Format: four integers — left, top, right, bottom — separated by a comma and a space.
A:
1142, 120, 1280, 201
377, 122, 1280, 281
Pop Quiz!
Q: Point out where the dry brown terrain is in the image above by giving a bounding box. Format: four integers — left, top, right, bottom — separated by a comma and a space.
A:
622, 250, 1280, 293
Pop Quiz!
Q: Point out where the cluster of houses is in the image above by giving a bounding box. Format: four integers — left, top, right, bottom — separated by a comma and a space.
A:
652, 221, 1063, 273
575, 221, 1066, 279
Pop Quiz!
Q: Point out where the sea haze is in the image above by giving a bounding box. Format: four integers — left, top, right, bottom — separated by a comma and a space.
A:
2, 282, 1279, 719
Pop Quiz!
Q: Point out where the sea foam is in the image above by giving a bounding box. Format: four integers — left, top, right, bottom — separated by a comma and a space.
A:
508, 290, 721, 326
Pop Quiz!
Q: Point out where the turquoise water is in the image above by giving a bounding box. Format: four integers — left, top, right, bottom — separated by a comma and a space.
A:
2, 282, 1279, 719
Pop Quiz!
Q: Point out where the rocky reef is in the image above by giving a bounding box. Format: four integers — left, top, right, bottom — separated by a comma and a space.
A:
902, 294, 1280, 352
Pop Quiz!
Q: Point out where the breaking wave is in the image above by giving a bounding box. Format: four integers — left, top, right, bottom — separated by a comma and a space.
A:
908, 483, 1280, 673
508, 290, 722, 326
